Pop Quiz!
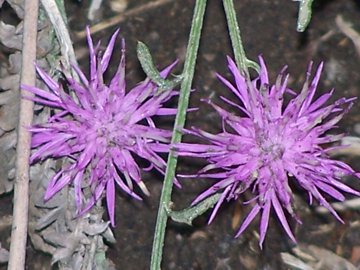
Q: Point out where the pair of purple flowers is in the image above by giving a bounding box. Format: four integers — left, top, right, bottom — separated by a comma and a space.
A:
24, 28, 360, 246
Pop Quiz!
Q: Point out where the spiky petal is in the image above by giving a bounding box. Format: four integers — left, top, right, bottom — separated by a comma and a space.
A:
23, 27, 178, 226
176, 56, 360, 247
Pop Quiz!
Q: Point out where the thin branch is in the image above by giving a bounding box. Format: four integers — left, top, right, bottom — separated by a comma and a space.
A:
223, 0, 259, 74
74, 0, 174, 40
7, 0, 39, 269
316, 198, 360, 214
336, 15, 360, 58
88, 0, 103, 20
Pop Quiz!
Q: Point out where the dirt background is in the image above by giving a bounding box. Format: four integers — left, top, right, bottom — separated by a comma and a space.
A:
1, 0, 360, 269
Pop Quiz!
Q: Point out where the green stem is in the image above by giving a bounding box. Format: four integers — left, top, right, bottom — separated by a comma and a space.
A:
223, 0, 259, 75
150, 0, 207, 269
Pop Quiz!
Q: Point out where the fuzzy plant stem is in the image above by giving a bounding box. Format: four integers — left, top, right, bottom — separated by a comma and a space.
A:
223, 0, 250, 76
7, 0, 39, 269
150, 0, 207, 269
40, 0, 78, 78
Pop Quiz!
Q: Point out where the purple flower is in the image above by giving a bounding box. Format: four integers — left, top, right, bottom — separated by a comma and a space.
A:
176, 56, 360, 247
23, 28, 178, 226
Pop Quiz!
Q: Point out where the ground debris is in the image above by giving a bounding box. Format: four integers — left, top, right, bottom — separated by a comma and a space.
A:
0, 243, 9, 263
336, 15, 360, 58
329, 136, 360, 157
281, 244, 357, 270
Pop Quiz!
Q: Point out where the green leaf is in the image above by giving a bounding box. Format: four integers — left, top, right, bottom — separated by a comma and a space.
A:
297, 0, 314, 32
137, 41, 182, 94
166, 193, 222, 225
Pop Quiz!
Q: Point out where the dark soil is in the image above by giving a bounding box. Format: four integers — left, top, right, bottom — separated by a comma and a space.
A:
2, 0, 360, 269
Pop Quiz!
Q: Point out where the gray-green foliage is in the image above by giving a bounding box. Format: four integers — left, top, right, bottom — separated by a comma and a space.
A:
137, 41, 182, 94
296, 0, 314, 32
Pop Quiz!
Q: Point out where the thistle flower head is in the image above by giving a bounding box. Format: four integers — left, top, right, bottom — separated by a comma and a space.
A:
23, 28, 178, 225
177, 56, 360, 247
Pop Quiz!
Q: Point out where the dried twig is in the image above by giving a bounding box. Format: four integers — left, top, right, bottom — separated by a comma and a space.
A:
306, 29, 335, 60
74, 0, 174, 40
88, 0, 103, 20
336, 15, 360, 58
329, 136, 360, 157
316, 198, 360, 214
7, 0, 39, 269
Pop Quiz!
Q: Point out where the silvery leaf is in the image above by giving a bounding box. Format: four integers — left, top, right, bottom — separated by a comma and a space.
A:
71, 252, 84, 269
0, 74, 19, 90
6, 0, 24, 19
34, 188, 66, 209
8, 52, 22, 74
52, 247, 74, 265
281, 252, 314, 270
43, 231, 74, 247
102, 227, 116, 244
0, 243, 9, 263
36, 205, 64, 230
0, 102, 19, 131
0, 90, 17, 106
307, 245, 357, 270
83, 221, 110, 236
0, 21, 22, 50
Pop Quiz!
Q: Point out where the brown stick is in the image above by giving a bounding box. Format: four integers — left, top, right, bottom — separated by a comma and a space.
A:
74, 0, 174, 40
7, 0, 39, 269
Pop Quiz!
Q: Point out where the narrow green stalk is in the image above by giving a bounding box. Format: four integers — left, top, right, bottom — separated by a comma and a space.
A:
223, 0, 258, 75
150, 1, 207, 269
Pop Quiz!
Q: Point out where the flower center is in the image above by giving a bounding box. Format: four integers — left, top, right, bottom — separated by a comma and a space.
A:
256, 130, 285, 162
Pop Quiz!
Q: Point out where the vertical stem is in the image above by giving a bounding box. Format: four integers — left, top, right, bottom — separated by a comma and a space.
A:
7, 0, 39, 269
40, 0, 78, 78
223, 0, 249, 76
150, 0, 207, 269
